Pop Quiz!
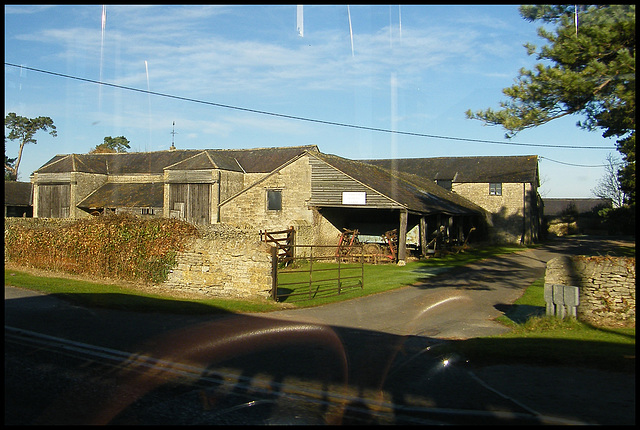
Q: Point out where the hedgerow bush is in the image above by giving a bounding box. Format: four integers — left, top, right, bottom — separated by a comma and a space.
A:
4, 214, 199, 283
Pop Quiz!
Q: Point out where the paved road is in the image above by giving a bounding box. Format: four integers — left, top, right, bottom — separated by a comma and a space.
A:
4, 236, 635, 425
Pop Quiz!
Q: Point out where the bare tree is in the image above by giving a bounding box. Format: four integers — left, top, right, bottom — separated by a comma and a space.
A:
591, 153, 625, 208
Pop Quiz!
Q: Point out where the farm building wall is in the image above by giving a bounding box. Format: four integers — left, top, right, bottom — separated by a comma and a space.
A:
219, 156, 314, 232
71, 172, 109, 218
453, 182, 535, 243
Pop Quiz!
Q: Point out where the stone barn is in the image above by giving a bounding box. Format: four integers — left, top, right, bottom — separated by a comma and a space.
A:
32, 145, 538, 260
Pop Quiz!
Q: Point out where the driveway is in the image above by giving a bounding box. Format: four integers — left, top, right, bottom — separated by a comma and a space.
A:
257, 236, 630, 339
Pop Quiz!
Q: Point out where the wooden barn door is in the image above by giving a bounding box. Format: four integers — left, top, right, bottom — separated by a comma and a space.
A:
169, 183, 210, 225
37, 184, 70, 218
188, 183, 210, 225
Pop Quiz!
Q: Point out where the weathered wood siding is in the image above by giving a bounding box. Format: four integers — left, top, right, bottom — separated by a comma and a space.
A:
308, 157, 396, 208
36, 184, 71, 218
168, 183, 211, 225
165, 169, 217, 184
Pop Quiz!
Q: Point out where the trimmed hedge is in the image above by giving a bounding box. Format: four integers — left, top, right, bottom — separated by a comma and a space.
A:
4, 214, 199, 283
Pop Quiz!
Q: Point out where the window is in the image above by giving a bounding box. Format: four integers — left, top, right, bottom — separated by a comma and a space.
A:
267, 189, 282, 211
435, 179, 452, 191
489, 182, 502, 196
141, 208, 154, 215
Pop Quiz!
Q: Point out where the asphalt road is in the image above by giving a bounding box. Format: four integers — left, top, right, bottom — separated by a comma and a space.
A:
4, 236, 635, 425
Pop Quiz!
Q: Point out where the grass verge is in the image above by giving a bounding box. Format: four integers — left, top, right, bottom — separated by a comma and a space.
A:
432, 276, 635, 373
4, 269, 283, 314
4, 244, 524, 312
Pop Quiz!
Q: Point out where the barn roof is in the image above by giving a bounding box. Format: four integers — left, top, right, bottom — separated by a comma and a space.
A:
312, 152, 484, 216
35, 145, 320, 175
214, 146, 319, 173
4, 181, 32, 206
77, 182, 164, 209
361, 155, 539, 184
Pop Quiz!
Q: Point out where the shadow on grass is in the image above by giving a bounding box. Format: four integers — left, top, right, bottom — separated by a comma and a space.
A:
436, 337, 635, 373
495, 303, 545, 324
50, 292, 231, 314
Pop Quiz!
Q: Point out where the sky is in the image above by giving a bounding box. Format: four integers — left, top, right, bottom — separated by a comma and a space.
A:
4, 4, 621, 198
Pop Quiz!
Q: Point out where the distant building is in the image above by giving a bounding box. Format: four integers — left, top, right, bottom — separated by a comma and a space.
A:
543, 198, 612, 217
4, 181, 33, 217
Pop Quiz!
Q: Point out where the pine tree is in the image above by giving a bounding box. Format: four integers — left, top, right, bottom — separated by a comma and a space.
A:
466, 5, 635, 204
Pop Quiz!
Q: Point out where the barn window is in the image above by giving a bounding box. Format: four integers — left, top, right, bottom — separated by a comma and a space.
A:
267, 189, 282, 211
489, 182, 502, 196
141, 208, 154, 215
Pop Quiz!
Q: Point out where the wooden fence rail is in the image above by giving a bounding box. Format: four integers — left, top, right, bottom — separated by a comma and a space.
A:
260, 226, 295, 265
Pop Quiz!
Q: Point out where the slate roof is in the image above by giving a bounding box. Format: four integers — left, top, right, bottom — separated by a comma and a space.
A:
36, 151, 200, 175
543, 198, 612, 216
33, 145, 488, 217
77, 182, 164, 209
4, 181, 32, 206
361, 155, 539, 184
312, 152, 485, 216
36, 145, 320, 175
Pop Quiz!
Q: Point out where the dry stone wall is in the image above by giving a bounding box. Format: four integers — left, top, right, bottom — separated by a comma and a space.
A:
545, 256, 635, 327
162, 224, 274, 299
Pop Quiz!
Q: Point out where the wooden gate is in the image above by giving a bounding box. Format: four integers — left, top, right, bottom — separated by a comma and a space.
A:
260, 226, 295, 266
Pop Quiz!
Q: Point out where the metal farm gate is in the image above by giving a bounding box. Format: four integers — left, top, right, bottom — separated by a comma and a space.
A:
269, 244, 364, 303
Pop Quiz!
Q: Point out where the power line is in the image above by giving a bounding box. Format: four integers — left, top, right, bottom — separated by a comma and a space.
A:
539, 156, 618, 168
5, 62, 618, 151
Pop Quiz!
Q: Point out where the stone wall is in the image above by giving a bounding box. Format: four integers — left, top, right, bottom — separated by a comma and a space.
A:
162, 225, 274, 299
545, 256, 636, 327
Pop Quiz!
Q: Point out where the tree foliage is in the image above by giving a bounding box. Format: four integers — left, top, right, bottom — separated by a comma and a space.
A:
90, 136, 131, 153
466, 5, 635, 204
5, 149, 17, 181
4, 113, 57, 181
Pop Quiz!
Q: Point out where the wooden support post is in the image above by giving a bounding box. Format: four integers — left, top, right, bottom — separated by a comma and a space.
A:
420, 216, 427, 258
398, 210, 408, 263
271, 246, 278, 301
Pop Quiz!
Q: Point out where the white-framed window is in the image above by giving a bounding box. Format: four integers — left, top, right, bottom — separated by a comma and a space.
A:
267, 189, 282, 211
489, 182, 502, 196
141, 208, 154, 215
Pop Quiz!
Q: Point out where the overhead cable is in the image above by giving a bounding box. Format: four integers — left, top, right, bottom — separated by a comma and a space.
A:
5, 62, 618, 151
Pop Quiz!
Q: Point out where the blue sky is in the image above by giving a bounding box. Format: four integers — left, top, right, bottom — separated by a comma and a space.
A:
5, 5, 619, 198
